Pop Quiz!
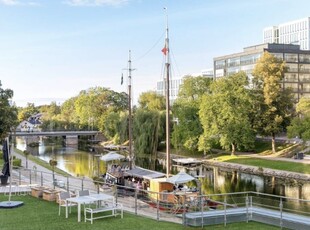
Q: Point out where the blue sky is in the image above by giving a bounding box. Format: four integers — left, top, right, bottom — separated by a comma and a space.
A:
1, 0, 310, 107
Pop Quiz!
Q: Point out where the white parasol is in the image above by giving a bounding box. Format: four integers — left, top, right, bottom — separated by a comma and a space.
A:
100, 152, 125, 162
166, 171, 195, 184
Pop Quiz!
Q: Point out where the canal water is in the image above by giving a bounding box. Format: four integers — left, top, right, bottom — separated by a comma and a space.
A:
15, 137, 310, 202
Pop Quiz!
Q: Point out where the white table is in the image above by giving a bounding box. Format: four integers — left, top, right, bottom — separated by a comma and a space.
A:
66, 193, 115, 222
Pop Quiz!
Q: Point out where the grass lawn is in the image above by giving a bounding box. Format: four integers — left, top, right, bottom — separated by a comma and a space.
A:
216, 155, 310, 174
0, 195, 283, 230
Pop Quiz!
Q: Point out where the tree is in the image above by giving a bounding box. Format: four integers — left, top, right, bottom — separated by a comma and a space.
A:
17, 103, 39, 122
0, 81, 18, 139
138, 91, 165, 111
252, 52, 294, 153
171, 76, 212, 153
133, 109, 164, 156
198, 72, 255, 155
296, 97, 310, 115
287, 98, 310, 141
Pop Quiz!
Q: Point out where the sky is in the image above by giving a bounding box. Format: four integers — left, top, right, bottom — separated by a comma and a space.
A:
1, 0, 310, 107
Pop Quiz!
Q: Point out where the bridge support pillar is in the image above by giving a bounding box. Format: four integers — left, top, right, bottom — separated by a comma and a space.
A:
65, 135, 78, 145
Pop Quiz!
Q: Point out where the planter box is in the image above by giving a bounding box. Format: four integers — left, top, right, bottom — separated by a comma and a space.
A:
42, 189, 59, 202
0, 175, 8, 186
31, 186, 47, 198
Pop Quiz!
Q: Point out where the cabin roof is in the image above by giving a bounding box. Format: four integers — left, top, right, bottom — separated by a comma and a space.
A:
125, 167, 165, 180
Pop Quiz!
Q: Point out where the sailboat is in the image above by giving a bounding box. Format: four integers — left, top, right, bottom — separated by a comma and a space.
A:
104, 9, 217, 213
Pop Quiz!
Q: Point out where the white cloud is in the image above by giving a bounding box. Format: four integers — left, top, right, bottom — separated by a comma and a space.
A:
0, 0, 40, 6
64, 0, 129, 7
0, 0, 19, 5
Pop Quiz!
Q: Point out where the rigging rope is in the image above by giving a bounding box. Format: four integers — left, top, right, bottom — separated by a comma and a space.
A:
133, 31, 165, 62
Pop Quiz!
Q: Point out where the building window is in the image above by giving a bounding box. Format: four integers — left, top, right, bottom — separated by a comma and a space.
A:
299, 64, 310, 73
227, 57, 240, 67
215, 60, 226, 69
284, 53, 298, 62
299, 73, 310, 82
240, 54, 261, 65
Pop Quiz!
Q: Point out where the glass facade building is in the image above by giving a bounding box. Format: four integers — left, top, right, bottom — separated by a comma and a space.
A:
263, 17, 310, 50
213, 43, 310, 101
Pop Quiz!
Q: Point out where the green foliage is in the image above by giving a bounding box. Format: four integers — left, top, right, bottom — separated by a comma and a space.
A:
252, 52, 294, 153
287, 116, 310, 141
138, 91, 165, 111
13, 158, 22, 167
103, 111, 122, 141
133, 109, 164, 155
287, 97, 310, 142
17, 103, 39, 122
199, 72, 255, 155
0, 81, 18, 139
296, 97, 310, 115
37, 87, 128, 132
171, 76, 211, 153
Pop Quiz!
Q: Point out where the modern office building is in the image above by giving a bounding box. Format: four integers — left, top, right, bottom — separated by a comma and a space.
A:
214, 43, 310, 101
263, 17, 310, 50
157, 77, 183, 104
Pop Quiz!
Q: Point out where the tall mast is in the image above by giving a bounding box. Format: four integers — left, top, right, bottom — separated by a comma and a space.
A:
164, 8, 171, 178
128, 50, 133, 170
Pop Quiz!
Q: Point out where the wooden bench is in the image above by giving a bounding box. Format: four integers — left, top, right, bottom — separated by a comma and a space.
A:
84, 202, 123, 224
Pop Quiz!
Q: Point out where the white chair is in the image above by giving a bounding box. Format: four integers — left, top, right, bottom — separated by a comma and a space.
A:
78, 190, 90, 197
78, 190, 94, 209
58, 191, 77, 216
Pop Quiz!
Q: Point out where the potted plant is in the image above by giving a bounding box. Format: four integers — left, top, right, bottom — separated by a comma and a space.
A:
49, 159, 57, 189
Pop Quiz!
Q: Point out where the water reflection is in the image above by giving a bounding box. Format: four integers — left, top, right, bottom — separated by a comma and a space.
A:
15, 137, 310, 201
15, 137, 108, 178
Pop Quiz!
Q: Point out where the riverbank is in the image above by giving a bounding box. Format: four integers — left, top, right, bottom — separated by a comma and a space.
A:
159, 151, 310, 182
204, 159, 310, 182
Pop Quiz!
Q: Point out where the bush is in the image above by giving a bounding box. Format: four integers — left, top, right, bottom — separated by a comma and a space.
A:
13, 158, 22, 167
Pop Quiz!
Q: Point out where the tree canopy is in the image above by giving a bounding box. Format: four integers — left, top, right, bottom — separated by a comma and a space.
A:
172, 76, 212, 152
252, 52, 294, 153
199, 72, 255, 155
0, 81, 18, 139
287, 97, 310, 141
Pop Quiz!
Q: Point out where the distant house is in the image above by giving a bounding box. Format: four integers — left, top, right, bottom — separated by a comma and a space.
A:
16, 113, 42, 132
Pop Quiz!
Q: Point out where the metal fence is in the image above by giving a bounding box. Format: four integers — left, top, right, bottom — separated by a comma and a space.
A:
6, 168, 310, 229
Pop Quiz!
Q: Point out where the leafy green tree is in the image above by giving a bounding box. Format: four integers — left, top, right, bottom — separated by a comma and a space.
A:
0, 81, 18, 139
103, 111, 122, 143
133, 109, 164, 156
296, 97, 310, 115
138, 91, 165, 111
287, 97, 310, 141
171, 76, 212, 153
59, 97, 79, 130
198, 72, 255, 155
17, 103, 39, 122
252, 52, 294, 153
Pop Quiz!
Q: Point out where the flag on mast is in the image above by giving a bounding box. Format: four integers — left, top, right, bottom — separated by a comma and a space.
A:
121, 73, 123, 85
161, 46, 168, 55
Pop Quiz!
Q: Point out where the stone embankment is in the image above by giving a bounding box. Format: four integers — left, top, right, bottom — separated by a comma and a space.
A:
204, 160, 310, 182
